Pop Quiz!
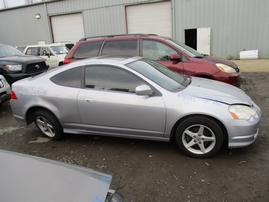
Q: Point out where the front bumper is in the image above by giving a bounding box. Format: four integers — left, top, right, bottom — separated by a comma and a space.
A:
229, 128, 259, 148
213, 71, 241, 88
0, 93, 10, 104
5, 73, 37, 85
226, 103, 261, 148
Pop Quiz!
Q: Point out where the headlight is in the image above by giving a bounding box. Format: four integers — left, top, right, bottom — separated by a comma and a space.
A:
216, 63, 236, 73
0, 80, 3, 88
6, 64, 22, 71
229, 105, 256, 120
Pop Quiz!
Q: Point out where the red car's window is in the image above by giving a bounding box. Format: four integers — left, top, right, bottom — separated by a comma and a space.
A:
73, 41, 102, 59
101, 40, 137, 56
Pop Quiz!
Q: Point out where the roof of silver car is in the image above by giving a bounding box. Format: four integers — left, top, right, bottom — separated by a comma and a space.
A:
63, 56, 142, 70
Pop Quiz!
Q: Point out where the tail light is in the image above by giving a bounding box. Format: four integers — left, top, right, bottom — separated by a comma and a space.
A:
63, 58, 71, 64
11, 91, 18, 100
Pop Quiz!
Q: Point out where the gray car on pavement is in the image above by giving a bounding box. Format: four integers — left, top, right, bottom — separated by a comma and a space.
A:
10, 56, 261, 158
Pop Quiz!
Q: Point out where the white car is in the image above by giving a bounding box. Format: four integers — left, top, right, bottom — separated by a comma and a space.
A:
24, 43, 69, 68
0, 75, 11, 104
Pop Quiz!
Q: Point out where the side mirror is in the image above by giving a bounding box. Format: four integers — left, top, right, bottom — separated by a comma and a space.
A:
170, 54, 181, 64
135, 85, 153, 96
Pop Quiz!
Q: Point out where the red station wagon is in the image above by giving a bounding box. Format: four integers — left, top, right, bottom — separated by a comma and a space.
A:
64, 34, 241, 87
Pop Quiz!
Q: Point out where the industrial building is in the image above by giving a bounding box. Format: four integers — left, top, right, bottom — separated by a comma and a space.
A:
0, 0, 268, 59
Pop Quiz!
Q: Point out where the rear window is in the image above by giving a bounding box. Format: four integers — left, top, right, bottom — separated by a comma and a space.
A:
73, 41, 102, 59
101, 40, 137, 56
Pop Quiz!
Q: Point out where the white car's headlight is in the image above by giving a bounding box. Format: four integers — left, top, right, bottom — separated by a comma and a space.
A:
229, 105, 256, 120
216, 63, 236, 73
6, 64, 22, 71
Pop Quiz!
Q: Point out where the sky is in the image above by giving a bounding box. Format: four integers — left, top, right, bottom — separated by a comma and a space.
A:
0, 0, 42, 9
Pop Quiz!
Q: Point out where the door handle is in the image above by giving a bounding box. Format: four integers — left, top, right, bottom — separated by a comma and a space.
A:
85, 98, 95, 103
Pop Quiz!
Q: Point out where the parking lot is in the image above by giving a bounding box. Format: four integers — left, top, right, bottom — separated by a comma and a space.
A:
0, 59, 269, 202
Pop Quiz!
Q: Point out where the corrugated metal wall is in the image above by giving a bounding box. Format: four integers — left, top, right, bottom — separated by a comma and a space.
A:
173, 0, 269, 59
0, 4, 51, 46
0, 0, 268, 59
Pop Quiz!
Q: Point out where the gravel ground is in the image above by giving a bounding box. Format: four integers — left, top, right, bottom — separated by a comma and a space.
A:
0, 59, 269, 202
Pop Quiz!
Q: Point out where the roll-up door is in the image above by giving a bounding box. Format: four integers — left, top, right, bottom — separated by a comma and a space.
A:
51, 13, 85, 43
126, 1, 172, 37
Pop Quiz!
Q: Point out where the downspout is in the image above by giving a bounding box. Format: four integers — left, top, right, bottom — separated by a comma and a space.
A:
44, 2, 53, 43
172, 0, 176, 39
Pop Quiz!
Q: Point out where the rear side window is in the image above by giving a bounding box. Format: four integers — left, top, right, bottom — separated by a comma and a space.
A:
25, 47, 40, 56
50, 66, 82, 88
101, 40, 137, 56
73, 41, 102, 59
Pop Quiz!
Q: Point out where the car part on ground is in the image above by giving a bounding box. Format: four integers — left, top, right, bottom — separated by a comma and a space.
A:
10, 56, 261, 158
64, 34, 241, 87
0, 75, 11, 104
0, 44, 48, 85
24, 43, 69, 68
0, 149, 129, 202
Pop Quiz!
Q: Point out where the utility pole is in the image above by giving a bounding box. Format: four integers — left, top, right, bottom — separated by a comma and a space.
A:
3, 0, 8, 8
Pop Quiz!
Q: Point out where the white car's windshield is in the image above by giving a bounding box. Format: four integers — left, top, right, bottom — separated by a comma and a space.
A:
50, 45, 69, 54
166, 39, 204, 58
127, 58, 189, 91
0, 45, 25, 58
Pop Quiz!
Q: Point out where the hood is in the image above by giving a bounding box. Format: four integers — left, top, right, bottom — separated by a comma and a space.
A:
0, 55, 45, 63
0, 150, 112, 202
204, 55, 238, 69
185, 77, 252, 105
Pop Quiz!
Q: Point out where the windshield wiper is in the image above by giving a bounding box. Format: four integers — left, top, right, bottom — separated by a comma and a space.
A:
193, 56, 204, 59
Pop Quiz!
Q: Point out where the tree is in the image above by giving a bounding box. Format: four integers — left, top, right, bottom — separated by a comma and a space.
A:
25, 0, 38, 4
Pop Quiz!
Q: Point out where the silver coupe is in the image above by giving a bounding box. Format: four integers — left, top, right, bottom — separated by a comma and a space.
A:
10, 56, 261, 158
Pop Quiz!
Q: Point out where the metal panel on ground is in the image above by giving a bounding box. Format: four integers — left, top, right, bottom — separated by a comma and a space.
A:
126, 1, 172, 37
51, 13, 85, 43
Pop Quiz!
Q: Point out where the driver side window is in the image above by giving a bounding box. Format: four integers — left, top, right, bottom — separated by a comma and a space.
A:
85, 65, 144, 93
41, 47, 51, 56
142, 40, 177, 61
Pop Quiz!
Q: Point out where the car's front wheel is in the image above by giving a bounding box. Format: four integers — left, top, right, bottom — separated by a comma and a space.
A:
33, 110, 63, 140
175, 116, 223, 158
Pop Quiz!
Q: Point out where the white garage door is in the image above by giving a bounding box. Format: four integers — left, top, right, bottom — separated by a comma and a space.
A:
126, 1, 172, 37
51, 13, 85, 44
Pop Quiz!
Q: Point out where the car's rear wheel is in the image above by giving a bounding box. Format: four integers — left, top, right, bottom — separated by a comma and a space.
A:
33, 110, 63, 140
175, 116, 223, 158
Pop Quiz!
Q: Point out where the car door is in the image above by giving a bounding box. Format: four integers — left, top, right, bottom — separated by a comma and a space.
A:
77, 65, 166, 138
141, 40, 185, 74
40, 47, 58, 68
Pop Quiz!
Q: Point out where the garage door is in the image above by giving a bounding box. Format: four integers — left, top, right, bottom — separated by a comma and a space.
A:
126, 1, 172, 37
51, 13, 85, 44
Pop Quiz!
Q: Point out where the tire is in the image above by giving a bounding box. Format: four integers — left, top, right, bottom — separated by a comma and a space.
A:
175, 116, 223, 158
33, 110, 63, 140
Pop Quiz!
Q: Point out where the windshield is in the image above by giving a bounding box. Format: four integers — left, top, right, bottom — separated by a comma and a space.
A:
0, 45, 25, 58
166, 39, 204, 58
50, 45, 69, 54
127, 58, 189, 91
